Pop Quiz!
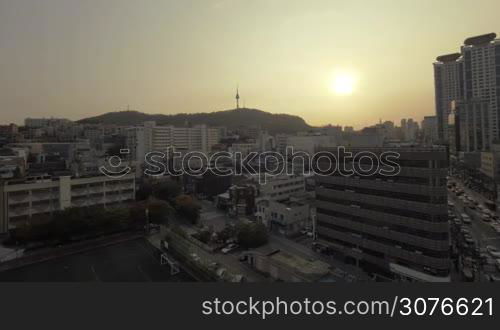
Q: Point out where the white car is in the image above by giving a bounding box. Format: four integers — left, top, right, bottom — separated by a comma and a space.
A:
486, 245, 500, 258
461, 214, 471, 224
221, 243, 238, 254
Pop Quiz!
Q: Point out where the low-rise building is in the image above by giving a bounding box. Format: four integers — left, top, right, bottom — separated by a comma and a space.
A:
244, 246, 331, 282
256, 198, 309, 237
0, 174, 135, 234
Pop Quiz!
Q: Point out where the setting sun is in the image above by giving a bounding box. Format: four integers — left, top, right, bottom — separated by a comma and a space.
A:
331, 71, 357, 95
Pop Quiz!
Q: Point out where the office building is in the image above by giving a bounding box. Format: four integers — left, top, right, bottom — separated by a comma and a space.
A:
315, 147, 450, 282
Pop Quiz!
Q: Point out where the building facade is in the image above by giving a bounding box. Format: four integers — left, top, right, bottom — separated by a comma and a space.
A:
0, 174, 135, 234
433, 53, 464, 141
315, 147, 450, 282
126, 121, 221, 164
453, 99, 491, 152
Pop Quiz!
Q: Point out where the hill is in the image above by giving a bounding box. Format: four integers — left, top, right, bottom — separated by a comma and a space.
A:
78, 108, 311, 134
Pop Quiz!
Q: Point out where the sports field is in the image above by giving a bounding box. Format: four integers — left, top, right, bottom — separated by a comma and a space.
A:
0, 238, 194, 282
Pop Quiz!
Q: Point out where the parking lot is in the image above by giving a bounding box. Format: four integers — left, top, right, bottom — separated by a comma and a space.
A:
0, 238, 194, 282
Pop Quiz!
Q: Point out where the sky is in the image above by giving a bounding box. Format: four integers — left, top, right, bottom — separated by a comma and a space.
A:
1, 0, 499, 128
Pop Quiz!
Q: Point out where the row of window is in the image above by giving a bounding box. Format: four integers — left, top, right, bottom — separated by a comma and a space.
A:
316, 221, 449, 258
317, 234, 450, 275
316, 194, 447, 222
317, 207, 449, 240
318, 183, 447, 204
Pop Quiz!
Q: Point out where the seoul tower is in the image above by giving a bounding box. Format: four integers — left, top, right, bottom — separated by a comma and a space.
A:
235, 86, 240, 109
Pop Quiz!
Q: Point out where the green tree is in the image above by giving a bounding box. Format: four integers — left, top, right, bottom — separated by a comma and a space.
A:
147, 199, 174, 224
174, 194, 200, 224
236, 221, 268, 248
153, 180, 182, 201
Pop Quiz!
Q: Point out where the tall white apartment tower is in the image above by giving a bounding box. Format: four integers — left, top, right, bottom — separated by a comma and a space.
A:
461, 33, 500, 141
433, 53, 463, 142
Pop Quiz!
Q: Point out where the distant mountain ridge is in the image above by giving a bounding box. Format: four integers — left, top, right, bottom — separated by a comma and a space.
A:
78, 108, 311, 134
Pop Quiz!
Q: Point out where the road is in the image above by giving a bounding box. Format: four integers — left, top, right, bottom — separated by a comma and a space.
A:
449, 180, 500, 251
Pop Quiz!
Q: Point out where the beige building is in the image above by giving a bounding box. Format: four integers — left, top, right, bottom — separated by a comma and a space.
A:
0, 174, 135, 234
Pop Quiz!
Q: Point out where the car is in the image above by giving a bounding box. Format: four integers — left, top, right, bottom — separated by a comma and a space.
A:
486, 245, 500, 258
306, 231, 314, 237
492, 225, 500, 234
482, 215, 492, 222
221, 243, 239, 254
490, 274, 500, 282
462, 216, 471, 225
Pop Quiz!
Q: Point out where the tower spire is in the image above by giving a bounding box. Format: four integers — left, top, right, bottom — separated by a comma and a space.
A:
235, 86, 240, 109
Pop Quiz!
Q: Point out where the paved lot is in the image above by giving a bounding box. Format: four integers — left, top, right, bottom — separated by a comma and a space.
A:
0, 238, 194, 282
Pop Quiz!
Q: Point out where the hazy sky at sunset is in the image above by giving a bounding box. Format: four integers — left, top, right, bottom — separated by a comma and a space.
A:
1, 0, 499, 128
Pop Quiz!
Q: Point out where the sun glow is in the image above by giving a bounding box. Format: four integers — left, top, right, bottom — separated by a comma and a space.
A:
330, 71, 357, 95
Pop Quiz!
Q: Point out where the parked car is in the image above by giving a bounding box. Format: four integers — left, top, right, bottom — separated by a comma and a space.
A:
486, 245, 500, 258
461, 214, 472, 225
221, 243, 239, 254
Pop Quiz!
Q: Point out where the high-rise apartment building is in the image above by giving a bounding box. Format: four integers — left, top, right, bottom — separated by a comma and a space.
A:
315, 147, 450, 282
421, 116, 438, 145
126, 121, 220, 164
433, 33, 500, 147
461, 33, 500, 140
433, 53, 464, 142
452, 99, 490, 152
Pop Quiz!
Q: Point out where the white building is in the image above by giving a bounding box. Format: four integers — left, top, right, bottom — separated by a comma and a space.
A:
0, 174, 135, 234
257, 174, 305, 202
127, 121, 221, 164
256, 198, 310, 237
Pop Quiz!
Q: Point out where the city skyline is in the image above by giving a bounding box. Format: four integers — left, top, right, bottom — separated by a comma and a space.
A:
1, 0, 500, 128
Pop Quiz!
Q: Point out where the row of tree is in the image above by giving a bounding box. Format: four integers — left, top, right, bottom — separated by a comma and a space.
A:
137, 179, 201, 224
194, 221, 268, 249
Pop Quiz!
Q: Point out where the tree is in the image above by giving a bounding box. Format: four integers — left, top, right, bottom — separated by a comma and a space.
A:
153, 180, 181, 201
136, 181, 153, 201
217, 225, 237, 243
174, 194, 200, 224
147, 199, 174, 224
236, 221, 268, 248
